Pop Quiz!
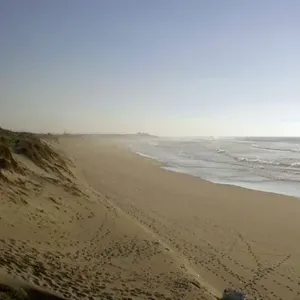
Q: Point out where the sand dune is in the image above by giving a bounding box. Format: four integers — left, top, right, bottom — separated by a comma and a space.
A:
1, 131, 300, 299
0, 131, 215, 299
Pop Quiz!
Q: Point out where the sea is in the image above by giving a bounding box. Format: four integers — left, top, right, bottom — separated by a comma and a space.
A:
123, 136, 300, 198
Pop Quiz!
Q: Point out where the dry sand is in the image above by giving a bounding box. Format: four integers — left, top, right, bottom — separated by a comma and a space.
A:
1, 134, 300, 300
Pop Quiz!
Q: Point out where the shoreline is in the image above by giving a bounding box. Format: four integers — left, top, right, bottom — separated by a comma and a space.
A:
134, 148, 300, 199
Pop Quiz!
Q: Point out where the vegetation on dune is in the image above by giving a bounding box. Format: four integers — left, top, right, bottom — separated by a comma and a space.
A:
0, 281, 66, 300
14, 138, 64, 170
0, 143, 23, 173
0, 127, 70, 176
0, 283, 28, 300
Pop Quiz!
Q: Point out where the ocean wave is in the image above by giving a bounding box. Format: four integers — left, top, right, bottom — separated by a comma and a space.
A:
135, 152, 157, 160
233, 156, 300, 169
217, 148, 227, 154
147, 141, 158, 146
214, 147, 300, 169
252, 144, 300, 153
129, 139, 300, 197
236, 157, 279, 165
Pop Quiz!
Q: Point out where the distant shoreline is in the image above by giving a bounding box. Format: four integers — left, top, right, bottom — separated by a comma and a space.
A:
125, 136, 300, 199
134, 149, 299, 199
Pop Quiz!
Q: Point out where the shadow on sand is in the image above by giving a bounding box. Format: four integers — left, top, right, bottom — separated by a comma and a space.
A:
0, 272, 66, 300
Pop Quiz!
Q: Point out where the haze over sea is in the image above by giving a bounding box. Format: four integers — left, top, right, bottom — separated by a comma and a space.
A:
125, 136, 300, 198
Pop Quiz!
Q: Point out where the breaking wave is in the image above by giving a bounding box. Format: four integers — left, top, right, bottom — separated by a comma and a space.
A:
128, 137, 300, 197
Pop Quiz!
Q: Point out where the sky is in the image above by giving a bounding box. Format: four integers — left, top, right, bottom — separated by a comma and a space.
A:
1, 0, 300, 136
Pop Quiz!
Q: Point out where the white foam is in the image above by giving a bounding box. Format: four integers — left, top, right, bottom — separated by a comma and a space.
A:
217, 148, 227, 153
135, 152, 156, 160
126, 137, 300, 197
236, 157, 279, 166
291, 162, 300, 167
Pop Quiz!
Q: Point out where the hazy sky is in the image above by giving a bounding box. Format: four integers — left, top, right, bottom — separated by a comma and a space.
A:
1, 0, 300, 136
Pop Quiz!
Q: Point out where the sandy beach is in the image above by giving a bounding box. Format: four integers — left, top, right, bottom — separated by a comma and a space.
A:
1, 134, 300, 299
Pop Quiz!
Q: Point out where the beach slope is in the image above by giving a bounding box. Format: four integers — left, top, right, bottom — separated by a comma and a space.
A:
0, 131, 216, 299
59, 136, 300, 300
1, 132, 300, 299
